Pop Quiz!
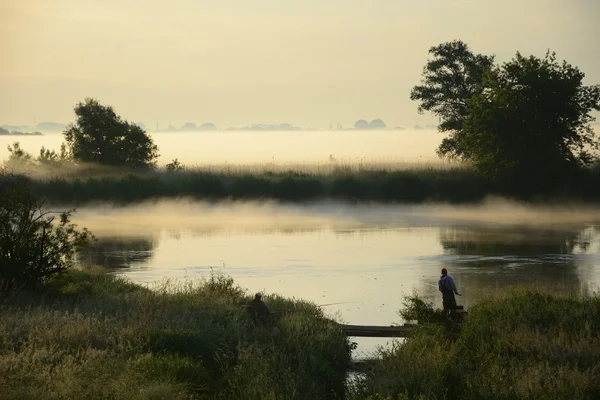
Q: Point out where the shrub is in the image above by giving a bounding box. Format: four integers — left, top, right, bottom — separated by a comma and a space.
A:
351, 291, 600, 400
0, 171, 93, 289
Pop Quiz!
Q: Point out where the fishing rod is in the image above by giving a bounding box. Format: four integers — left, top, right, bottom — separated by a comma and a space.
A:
318, 301, 356, 307
423, 282, 462, 296
268, 301, 357, 315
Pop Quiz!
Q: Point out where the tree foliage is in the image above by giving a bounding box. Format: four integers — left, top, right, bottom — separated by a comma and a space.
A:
461, 52, 600, 186
4, 142, 70, 171
411, 41, 600, 189
37, 144, 69, 167
5, 142, 33, 169
410, 40, 495, 158
64, 98, 159, 168
0, 171, 93, 289
165, 158, 185, 172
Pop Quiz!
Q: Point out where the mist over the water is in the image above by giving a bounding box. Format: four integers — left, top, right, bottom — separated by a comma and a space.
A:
72, 197, 600, 237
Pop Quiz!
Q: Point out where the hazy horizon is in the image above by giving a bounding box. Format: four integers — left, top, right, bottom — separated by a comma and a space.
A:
1, 0, 599, 128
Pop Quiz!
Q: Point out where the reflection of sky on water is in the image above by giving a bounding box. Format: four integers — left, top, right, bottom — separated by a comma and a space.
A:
77, 220, 600, 357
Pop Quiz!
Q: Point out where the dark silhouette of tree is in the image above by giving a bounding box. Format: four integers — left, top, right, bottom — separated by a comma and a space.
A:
0, 171, 93, 288
410, 40, 495, 158
411, 41, 600, 190
63, 98, 159, 168
463, 52, 600, 184
166, 158, 185, 171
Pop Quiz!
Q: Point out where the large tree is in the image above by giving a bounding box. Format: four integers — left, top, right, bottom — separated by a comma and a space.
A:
460, 52, 600, 187
410, 40, 495, 158
412, 41, 600, 190
63, 98, 158, 168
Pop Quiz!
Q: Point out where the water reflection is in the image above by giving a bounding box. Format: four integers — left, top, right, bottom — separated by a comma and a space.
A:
78, 237, 156, 269
429, 226, 600, 304
439, 226, 587, 255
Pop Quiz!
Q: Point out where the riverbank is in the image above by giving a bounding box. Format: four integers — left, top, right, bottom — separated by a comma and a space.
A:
12, 163, 600, 205
0, 269, 351, 399
2, 269, 599, 399
349, 290, 600, 400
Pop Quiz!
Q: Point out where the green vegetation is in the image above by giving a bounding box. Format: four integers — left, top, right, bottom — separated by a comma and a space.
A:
64, 98, 159, 168
0, 173, 351, 398
7, 161, 600, 205
411, 40, 600, 192
0, 269, 351, 399
349, 290, 600, 400
20, 166, 495, 204
0, 171, 92, 289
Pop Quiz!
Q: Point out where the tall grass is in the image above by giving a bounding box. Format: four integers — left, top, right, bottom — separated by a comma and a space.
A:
0, 268, 351, 399
349, 289, 600, 400
21, 164, 490, 204
7, 160, 600, 205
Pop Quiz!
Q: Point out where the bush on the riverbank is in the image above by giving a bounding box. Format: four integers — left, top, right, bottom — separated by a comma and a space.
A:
0, 268, 351, 399
0, 170, 93, 289
350, 290, 600, 400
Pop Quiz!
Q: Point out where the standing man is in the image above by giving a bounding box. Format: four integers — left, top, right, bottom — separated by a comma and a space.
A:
438, 268, 460, 311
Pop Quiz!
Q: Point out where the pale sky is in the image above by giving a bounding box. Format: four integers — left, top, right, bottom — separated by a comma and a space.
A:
1, 0, 599, 129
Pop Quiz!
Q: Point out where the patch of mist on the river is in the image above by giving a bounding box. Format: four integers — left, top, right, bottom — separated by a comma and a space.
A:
71, 199, 364, 236
69, 196, 600, 237
420, 196, 600, 228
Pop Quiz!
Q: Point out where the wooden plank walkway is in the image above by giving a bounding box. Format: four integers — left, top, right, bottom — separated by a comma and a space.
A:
339, 309, 468, 338
339, 324, 414, 338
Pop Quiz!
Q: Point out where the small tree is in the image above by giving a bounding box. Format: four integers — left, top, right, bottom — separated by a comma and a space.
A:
0, 171, 93, 289
5, 142, 34, 170
37, 144, 70, 168
63, 98, 159, 168
166, 158, 185, 172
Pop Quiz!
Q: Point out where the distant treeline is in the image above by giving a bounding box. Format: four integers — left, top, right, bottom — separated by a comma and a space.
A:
19, 165, 600, 205
0, 126, 43, 136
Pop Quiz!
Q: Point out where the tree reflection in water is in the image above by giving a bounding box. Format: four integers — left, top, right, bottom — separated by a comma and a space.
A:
77, 237, 156, 270
431, 225, 600, 304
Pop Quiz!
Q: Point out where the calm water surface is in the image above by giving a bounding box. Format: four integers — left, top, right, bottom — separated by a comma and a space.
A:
72, 200, 600, 357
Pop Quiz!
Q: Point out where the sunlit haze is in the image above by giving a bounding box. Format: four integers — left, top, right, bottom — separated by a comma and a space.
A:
1, 0, 599, 129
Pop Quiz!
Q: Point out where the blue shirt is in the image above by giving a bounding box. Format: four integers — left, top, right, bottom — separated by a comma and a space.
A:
439, 275, 457, 293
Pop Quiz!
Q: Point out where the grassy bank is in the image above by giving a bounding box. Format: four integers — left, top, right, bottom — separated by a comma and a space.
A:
0, 269, 351, 399
8, 161, 600, 205
17, 166, 488, 204
350, 290, 600, 400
